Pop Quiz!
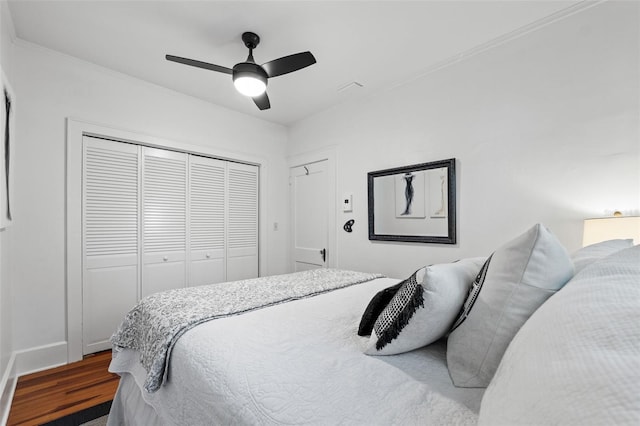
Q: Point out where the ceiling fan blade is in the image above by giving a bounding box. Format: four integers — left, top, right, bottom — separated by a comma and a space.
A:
165, 55, 233, 75
261, 52, 316, 78
253, 92, 271, 110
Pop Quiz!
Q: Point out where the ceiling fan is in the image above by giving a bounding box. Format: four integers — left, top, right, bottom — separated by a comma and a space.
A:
166, 32, 316, 111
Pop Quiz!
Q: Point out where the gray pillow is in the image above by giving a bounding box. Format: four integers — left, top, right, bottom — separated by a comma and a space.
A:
571, 239, 633, 273
447, 223, 574, 388
478, 245, 640, 425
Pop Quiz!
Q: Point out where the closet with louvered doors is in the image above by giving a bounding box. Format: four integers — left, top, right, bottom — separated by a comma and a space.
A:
81, 136, 259, 355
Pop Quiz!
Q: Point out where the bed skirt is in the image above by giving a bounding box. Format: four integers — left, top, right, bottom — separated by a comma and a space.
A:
108, 373, 162, 426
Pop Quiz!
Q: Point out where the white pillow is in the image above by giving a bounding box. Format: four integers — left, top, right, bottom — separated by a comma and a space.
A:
364, 257, 485, 355
571, 239, 633, 273
447, 223, 574, 387
478, 245, 640, 425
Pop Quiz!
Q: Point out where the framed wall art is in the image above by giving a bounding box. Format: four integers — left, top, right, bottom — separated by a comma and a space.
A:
1, 67, 15, 228
368, 158, 456, 244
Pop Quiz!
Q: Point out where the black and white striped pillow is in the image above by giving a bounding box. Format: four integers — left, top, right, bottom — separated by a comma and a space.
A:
449, 255, 492, 332
357, 282, 403, 337
363, 258, 485, 356
369, 272, 424, 351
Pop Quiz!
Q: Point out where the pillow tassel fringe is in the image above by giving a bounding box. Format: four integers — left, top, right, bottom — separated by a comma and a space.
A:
375, 284, 424, 350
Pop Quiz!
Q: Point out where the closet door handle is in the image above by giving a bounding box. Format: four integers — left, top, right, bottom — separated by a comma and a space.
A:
320, 248, 326, 263
206, 253, 211, 259
163, 256, 169, 262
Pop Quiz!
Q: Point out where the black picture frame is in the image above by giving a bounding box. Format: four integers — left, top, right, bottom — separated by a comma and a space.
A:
368, 158, 456, 244
0, 67, 13, 228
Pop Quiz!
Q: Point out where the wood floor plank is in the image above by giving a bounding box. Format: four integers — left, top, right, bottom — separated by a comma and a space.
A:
7, 351, 119, 426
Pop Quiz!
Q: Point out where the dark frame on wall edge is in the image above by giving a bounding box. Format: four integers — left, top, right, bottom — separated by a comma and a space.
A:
368, 158, 456, 244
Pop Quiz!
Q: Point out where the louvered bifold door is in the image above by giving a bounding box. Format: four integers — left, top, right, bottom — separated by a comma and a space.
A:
142, 147, 187, 297
188, 156, 226, 286
226, 162, 259, 281
82, 136, 139, 354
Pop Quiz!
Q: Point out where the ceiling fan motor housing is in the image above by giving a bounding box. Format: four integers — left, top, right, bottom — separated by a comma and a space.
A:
242, 32, 261, 49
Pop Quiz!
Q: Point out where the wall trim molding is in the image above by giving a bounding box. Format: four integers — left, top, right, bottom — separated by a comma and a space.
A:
66, 118, 270, 362
387, 0, 606, 94
0, 342, 68, 422
0, 352, 16, 425
14, 341, 67, 377
0, 1, 17, 43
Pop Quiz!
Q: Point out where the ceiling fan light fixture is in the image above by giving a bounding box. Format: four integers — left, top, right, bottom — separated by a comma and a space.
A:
234, 76, 266, 97
167, 31, 316, 110
233, 63, 268, 97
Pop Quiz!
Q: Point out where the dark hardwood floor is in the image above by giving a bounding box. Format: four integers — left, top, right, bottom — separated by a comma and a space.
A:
7, 350, 119, 426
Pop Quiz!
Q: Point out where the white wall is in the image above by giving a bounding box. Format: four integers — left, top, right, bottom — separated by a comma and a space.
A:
0, 0, 16, 420
289, 1, 640, 279
8, 39, 290, 361
3, 0, 639, 378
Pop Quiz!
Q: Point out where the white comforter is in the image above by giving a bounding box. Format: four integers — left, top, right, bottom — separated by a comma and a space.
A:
109, 277, 484, 425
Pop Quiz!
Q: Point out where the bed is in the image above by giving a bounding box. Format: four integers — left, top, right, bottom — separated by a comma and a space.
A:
107, 272, 483, 425
107, 224, 640, 425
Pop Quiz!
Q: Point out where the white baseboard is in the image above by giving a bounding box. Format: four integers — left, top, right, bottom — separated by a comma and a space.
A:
0, 352, 16, 426
14, 341, 68, 377
0, 342, 69, 425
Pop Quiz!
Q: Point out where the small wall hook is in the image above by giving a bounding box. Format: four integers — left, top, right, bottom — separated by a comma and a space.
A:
343, 219, 354, 233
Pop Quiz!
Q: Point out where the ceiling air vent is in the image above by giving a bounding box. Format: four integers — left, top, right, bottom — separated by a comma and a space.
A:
337, 81, 364, 93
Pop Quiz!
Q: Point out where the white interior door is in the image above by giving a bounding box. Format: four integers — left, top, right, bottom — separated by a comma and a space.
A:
291, 161, 328, 271
82, 136, 139, 354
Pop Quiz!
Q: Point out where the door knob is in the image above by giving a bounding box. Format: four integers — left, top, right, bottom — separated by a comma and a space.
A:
206, 253, 211, 258
163, 256, 168, 262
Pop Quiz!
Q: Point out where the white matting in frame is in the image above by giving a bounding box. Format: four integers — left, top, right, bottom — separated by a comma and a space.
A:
429, 169, 447, 218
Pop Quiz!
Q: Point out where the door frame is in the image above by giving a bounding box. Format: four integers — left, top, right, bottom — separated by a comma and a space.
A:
287, 148, 336, 271
66, 118, 269, 362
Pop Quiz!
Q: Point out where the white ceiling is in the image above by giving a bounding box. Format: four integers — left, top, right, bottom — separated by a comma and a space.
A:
7, 0, 582, 126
